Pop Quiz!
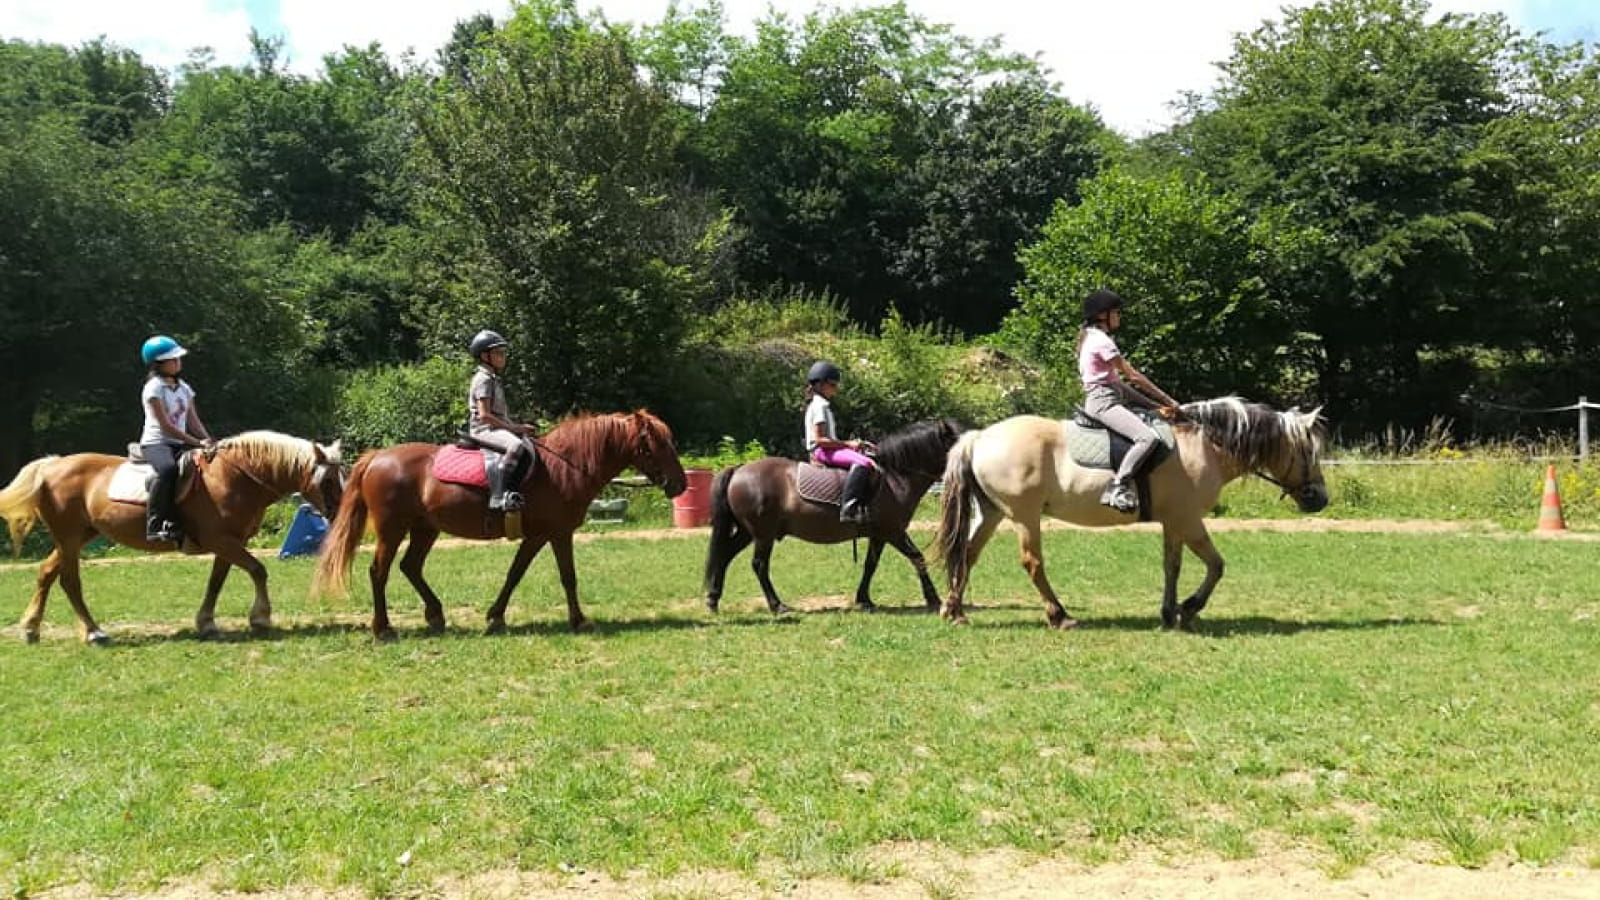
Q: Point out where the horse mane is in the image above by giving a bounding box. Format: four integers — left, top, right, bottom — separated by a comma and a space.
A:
538, 410, 672, 493
217, 431, 330, 482
873, 418, 964, 478
1179, 396, 1320, 470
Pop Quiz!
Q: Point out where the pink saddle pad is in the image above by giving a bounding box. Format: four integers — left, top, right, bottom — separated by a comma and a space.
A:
433, 445, 489, 488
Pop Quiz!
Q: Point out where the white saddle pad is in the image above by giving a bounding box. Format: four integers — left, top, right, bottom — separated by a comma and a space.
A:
107, 462, 153, 505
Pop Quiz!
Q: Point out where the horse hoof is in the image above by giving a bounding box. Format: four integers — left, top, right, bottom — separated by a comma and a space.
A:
1051, 617, 1081, 631
374, 628, 399, 643
196, 627, 222, 642
942, 613, 969, 626
706, 598, 720, 614
425, 620, 447, 636
86, 630, 111, 646
484, 621, 507, 636
854, 602, 877, 613
571, 619, 594, 634
249, 622, 272, 637
24, 631, 40, 645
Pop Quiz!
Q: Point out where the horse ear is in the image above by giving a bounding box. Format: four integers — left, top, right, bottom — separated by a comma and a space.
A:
328, 439, 343, 461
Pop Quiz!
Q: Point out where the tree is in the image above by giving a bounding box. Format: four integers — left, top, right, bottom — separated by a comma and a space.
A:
1006, 170, 1316, 403
407, 0, 727, 415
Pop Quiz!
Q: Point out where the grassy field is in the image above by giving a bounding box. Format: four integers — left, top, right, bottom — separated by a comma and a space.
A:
2, 524, 1598, 896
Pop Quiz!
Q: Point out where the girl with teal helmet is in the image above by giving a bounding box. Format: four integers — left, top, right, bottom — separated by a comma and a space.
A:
138, 335, 214, 544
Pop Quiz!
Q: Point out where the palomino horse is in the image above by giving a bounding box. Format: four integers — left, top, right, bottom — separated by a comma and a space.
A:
704, 418, 965, 614
934, 397, 1327, 630
0, 432, 345, 644
313, 411, 686, 640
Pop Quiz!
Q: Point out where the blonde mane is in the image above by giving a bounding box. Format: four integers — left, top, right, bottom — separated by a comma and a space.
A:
1180, 396, 1322, 471
217, 431, 335, 484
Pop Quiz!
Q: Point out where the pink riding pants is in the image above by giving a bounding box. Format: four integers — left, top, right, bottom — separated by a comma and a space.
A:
811, 446, 876, 469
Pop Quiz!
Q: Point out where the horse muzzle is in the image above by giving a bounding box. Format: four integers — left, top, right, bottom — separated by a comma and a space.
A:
1296, 483, 1329, 513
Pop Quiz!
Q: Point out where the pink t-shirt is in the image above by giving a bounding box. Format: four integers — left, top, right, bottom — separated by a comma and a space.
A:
1078, 327, 1121, 387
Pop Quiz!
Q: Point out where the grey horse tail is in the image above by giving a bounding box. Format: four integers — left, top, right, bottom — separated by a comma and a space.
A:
932, 431, 987, 586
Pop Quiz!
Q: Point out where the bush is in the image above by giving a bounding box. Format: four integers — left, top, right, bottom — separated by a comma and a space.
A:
336, 357, 468, 451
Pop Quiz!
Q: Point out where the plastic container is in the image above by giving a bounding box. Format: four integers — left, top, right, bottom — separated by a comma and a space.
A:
671, 468, 714, 528
278, 503, 329, 558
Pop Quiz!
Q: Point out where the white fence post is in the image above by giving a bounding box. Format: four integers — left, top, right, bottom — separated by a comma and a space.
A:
1580, 396, 1590, 462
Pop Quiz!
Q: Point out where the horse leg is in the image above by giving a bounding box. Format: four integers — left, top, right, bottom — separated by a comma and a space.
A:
549, 534, 591, 633
207, 541, 272, 636
194, 556, 232, 640
705, 530, 752, 613
1160, 527, 1184, 630
852, 537, 885, 611
485, 537, 547, 635
52, 548, 108, 646
890, 532, 941, 611
20, 548, 66, 644
1178, 530, 1226, 631
1017, 518, 1076, 630
368, 530, 405, 642
399, 525, 446, 634
942, 511, 1002, 625
751, 539, 791, 615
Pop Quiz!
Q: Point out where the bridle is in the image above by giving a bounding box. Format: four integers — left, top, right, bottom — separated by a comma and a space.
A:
1254, 439, 1319, 501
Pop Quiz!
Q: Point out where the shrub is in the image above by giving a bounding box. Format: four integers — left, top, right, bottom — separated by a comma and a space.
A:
335, 357, 467, 451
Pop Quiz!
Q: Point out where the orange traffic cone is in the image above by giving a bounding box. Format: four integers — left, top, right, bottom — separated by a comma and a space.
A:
1536, 464, 1567, 533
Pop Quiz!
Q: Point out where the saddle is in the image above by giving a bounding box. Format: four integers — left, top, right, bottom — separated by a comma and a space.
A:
106, 444, 203, 506
794, 462, 877, 509
1064, 409, 1177, 522
432, 434, 539, 490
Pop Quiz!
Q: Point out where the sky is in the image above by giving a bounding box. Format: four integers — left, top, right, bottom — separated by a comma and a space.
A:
2, 0, 1595, 136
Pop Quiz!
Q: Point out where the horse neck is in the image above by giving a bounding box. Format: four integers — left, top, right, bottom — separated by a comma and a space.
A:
209, 440, 310, 503
1177, 427, 1252, 487
543, 418, 632, 497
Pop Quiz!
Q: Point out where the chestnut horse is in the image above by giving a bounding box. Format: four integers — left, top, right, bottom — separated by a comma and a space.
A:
934, 397, 1327, 630
313, 411, 686, 640
0, 432, 345, 644
703, 418, 965, 614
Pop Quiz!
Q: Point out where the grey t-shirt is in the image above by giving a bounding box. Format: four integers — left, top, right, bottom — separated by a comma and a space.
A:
468, 365, 511, 433
804, 394, 837, 452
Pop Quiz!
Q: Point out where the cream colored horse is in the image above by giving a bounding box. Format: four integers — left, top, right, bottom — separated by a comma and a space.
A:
933, 397, 1327, 630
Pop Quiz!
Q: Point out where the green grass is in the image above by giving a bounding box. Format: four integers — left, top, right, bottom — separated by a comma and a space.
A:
2, 528, 1598, 895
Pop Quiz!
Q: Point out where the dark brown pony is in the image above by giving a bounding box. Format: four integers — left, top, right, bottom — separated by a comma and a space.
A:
0, 432, 345, 644
313, 410, 686, 640
703, 418, 964, 614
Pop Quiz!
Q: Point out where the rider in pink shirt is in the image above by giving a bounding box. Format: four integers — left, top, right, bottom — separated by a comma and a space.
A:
1077, 290, 1180, 512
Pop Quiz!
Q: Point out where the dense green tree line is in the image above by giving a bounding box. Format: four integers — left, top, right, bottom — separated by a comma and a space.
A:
2, 0, 1596, 478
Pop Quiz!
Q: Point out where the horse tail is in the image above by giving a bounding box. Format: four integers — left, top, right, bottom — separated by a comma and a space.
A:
0, 456, 59, 556
702, 465, 743, 607
311, 450, 375, 599
931, 431, 985, 585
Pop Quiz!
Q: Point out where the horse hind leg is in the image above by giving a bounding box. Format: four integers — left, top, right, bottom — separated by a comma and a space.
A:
750, 539, 791, 615
1017, 518, 1077, 630
20, 548, 66, 644
52, 547, 108, 646
705, 529, 752, 613
399, 525, 446, 634
942, 509, 1003, 625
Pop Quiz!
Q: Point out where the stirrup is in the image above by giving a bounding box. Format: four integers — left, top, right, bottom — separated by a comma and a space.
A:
500, 491, 524, 512
1100, 481, 1138, 513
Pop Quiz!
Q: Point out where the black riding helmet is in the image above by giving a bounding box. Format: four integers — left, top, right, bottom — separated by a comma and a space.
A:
807, 360, 842, 385
469, 330, 510, 360
1081, 289, 1125, 324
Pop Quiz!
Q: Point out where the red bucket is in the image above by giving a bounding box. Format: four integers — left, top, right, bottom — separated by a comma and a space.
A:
672, 468, 714, 528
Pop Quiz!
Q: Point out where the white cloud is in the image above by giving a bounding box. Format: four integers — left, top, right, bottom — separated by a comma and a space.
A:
1, 0, 1570, 136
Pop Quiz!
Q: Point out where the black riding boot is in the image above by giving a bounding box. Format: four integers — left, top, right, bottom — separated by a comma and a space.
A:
486, 462, 509, 511
497, 445, 528, 512
839, 465, 874, 524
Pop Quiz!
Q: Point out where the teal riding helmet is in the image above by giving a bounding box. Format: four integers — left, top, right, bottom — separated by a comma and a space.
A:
141, 335, 188, 366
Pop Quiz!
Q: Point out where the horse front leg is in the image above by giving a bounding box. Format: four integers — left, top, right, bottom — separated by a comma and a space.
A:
1160, 527, 1184, 630
751, 538, 791, 615
209, 541, 272, 636
1017, 517, 1076, 630
1178, 529, 1226, 631
549, 534, 591, 633
399, 525, 446, 634
485, 536, 546, 635
194, 555, 232, 640
890, 532, 940, 611
852, 537, 885, 611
